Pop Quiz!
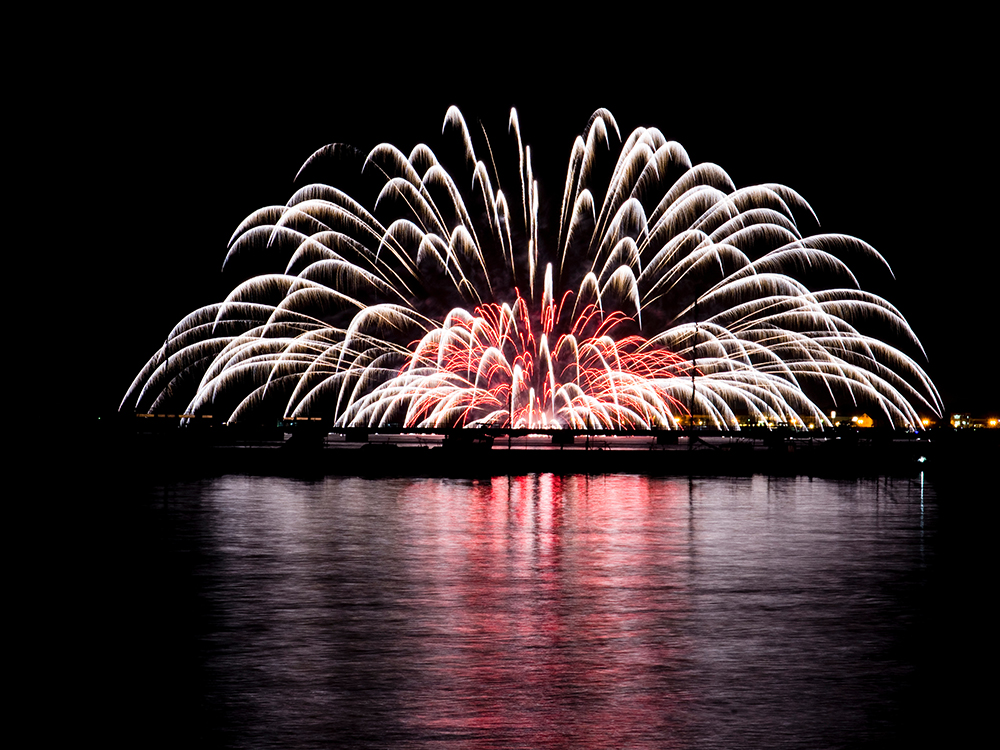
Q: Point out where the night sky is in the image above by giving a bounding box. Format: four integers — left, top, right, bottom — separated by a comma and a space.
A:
78, 21, 994, 420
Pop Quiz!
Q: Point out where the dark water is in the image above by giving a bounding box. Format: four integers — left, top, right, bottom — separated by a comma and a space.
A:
93, 472, 972, 748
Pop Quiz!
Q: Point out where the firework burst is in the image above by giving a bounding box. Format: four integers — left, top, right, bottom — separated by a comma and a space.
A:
122, 107, 941, 430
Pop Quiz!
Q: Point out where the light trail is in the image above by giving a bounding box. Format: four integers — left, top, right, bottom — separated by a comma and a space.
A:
122, 108, 941, 430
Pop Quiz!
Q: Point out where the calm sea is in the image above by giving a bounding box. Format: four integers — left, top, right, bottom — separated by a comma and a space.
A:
89, 470, 977, 748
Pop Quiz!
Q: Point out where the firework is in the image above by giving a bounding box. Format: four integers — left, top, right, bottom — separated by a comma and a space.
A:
122, 107, 941, 430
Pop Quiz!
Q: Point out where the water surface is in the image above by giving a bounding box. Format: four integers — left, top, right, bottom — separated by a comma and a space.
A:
112, 473, 949, 748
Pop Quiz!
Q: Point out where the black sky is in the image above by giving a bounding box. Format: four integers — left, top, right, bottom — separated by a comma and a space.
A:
77, 19, 994, 419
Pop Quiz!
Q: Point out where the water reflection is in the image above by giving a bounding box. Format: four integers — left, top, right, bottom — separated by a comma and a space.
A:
144, 474, 936, 748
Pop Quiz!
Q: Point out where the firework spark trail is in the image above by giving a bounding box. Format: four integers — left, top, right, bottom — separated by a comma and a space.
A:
122, 108, 942, 430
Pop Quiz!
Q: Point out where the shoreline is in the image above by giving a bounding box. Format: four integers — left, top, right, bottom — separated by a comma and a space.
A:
99, 423, 997, 480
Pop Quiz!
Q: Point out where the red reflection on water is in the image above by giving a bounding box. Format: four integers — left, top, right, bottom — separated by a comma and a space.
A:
402, 474, 693, 748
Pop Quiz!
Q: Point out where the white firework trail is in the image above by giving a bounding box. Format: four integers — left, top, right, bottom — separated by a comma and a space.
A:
122, 107, 942, 430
